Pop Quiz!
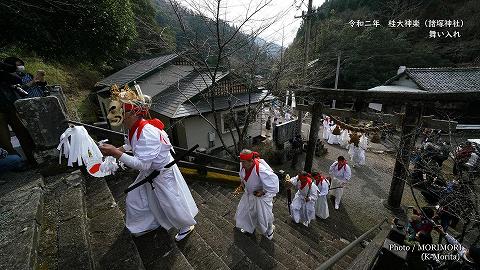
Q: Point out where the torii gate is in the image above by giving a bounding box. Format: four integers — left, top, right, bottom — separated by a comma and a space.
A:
293, 86, 480, 210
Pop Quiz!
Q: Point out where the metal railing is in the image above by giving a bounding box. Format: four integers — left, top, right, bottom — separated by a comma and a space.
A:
316, 218, 388, 270
66, 120, 239, 168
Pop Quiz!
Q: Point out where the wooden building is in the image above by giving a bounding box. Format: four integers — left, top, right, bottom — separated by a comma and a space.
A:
368, 66, 480, 123
95, 53, 274, 151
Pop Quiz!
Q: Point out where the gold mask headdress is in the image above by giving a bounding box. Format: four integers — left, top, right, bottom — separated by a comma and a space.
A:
107, 83, 152, 126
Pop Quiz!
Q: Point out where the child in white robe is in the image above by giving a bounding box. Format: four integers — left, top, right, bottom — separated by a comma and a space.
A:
329, 156, 352, 210
339, 129, 350, 149
312, 172, 330, 219
327, 125, 341, 145
322, 116, 331, 140
348, 134, 367, 167
235, 150, 279, 240
288, 171, 319, 227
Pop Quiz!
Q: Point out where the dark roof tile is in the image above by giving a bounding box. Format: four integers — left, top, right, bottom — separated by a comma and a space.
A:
385, 67, 480, 93
96, 53, 178, 87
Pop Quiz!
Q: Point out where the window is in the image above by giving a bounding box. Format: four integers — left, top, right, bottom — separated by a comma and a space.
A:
222, 111, 236, 133
236, 110, 247, 127
222, 109, 248, 133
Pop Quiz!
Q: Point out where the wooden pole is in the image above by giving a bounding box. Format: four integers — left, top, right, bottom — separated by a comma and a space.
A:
386, 104, 423, 210
304, 102, 322, 172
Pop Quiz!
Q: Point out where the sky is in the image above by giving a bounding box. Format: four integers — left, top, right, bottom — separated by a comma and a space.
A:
177, 0, 325, 46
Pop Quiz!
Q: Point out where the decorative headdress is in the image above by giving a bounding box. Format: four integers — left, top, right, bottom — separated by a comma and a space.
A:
107, 83, 152, 126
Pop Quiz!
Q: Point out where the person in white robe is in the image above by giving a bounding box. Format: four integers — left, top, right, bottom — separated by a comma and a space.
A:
327, 124, 341, 145
339, 129, 350, 149
322, 116, 331, 140
100, 86, 198, 241
348, 134, 367, 167
235, 149, 279, 240
284, 111, 292, 122
329, 156, 352, 210
312, 172, 330, 219
288, 171, 319, 226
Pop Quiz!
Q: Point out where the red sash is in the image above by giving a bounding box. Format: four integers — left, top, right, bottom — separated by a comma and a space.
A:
243, 158, 260, 182
129, 118, 165, 143
337, 161, 347, 171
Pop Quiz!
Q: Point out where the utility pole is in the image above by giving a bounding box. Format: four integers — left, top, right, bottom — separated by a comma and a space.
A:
302, 0, 313, 83
300, 0, 320, 172
332, 51, 341, 108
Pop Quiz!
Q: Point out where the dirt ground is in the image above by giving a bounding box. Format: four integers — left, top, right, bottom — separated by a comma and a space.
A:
265, 123, 430, 238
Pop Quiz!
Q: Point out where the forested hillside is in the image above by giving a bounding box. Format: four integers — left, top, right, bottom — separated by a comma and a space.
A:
282, 0, 480, 89
153, 0, 280, 76
0, 0, 279, 121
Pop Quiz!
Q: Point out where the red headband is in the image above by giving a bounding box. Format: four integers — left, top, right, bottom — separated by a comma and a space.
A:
124, 103, 148, 116
299, 174, 310, 181
239, 152, 259, 161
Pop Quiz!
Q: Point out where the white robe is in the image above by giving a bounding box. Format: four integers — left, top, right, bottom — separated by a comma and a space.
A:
289, 176, 319, 225
348, 135, 367, 166
329, 161, 352, 206
119, 124, 198, 233
327, 125, 340, 145
339, 130, 350, 149
235, 159, 279, 234
315, 179, 330, 219
322, 119, 331, 140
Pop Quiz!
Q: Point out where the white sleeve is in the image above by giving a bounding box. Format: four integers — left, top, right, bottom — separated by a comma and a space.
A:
344, 165, 352, 181
119, 153, 152, 171
329, 162, 336, 176
259, 162, 279, 197
309, 184, 319, 200
239, 163, 245, 183
122, 136, 132, 152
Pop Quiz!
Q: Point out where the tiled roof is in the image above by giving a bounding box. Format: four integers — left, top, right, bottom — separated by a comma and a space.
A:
175, 90, 275, 118
150, 72, 230, 118
96, 53, 178, 87
385, 67, 480, 93
136, 65, 195, 97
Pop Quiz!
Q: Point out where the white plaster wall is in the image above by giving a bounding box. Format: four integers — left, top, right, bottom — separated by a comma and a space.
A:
183, 111, 262, 150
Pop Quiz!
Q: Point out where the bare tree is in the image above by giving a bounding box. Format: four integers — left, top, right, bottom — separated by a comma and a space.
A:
161, 0, 289, 159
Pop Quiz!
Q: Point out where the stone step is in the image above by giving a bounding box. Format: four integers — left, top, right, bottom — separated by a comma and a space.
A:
216, 184, 360, 269
103, 171, 198, 270
0, 171, 44, 270
132, 228, 193, 270
191, 208, 261, 269
205, 183, 325, 269
175, 227, 231, 270
273, 195, 358, 269
84, 174, 145, 270
217, 187, 328, 262
36, 170, 92, 270
211, 185, 324, 269
190, 187, 288, 270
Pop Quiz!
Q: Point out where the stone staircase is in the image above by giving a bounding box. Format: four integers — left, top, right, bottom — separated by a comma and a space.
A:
1, 167, 361, 270
106, 171, 361, 270
0, 169, 144, 270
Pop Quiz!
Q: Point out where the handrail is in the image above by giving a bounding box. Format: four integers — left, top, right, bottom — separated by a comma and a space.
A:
65, 120, 238, 167
316, 218, 388, 270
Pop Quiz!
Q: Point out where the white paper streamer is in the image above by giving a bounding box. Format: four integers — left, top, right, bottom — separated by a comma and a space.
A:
57, 126, 120, 177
